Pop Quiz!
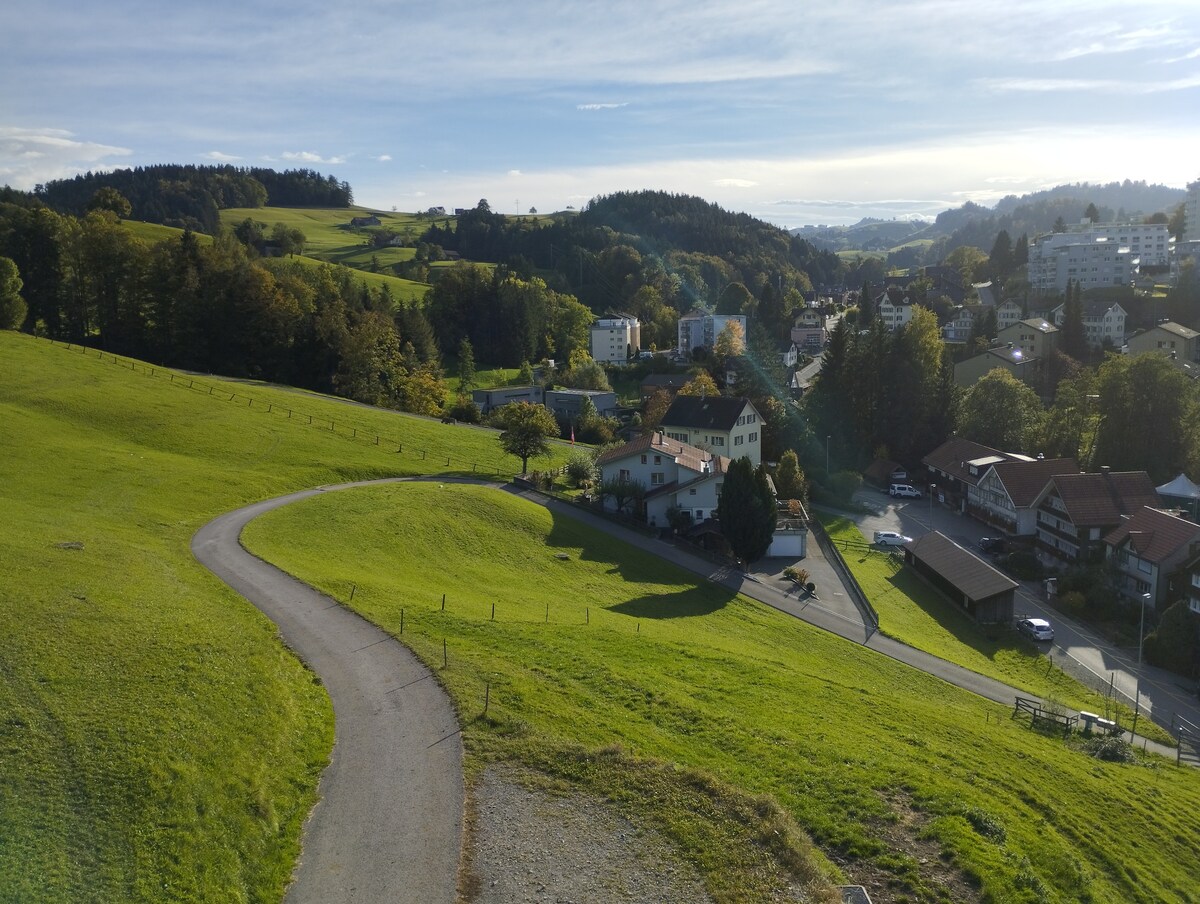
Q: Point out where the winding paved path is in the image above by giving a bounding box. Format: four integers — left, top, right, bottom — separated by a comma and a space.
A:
192, 480, 463, 904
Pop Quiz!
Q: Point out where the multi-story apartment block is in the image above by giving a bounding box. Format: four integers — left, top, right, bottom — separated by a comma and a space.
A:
1103, 506, 1200, 612
677, 312, 747, 356
590, 314, 640, 364
1029, 236, 1136, 292
1185, 179, 1200, 243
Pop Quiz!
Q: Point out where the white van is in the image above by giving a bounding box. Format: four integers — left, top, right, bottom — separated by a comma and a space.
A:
889, 483, 921, 498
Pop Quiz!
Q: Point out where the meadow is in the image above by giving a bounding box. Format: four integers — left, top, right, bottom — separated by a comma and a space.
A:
0, 332, 566, 903
244, 481, 1200, 904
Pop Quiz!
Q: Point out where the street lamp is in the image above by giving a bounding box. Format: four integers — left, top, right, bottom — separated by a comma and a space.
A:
1138, 592, 1150, 666
929, 483, 936, 531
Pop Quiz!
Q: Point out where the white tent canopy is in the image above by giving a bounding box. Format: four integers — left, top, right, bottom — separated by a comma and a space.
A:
1156, 473, 1200, 500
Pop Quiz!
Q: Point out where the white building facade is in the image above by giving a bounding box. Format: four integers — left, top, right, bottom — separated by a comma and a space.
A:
1029, 237, 1136, 292
590, 315, 641, 364
677, 312, 747, 356
596, 432, 729, 527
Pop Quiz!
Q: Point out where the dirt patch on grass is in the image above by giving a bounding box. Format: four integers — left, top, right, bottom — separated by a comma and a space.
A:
830, 790, 982, 904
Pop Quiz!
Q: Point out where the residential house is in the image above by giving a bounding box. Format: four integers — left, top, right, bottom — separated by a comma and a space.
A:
677, 311, 747, 356
790, 309, 828, 353
1033, 468, 1160, 565
876, 289, 914, 332
659, 395, 764, 466
595, 432, 729, 528
1127, 321, 1200, 365
903, 531, 1018, 624
972, 282, 997, 308
922, 438, 1036, 513
998, 318, 1059, 360
590, 314, 641, 365
779, 339, 800, 369
471, 385, 543, 414
953, 345, 1042, 390
1046, 300, 1128, 349
1103, 506, 1200, 611
969, 458, 1079, 536
941, 305, 977, 343
995, 300, 1025, 331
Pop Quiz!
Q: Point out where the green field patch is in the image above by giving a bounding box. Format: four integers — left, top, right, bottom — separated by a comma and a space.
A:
244, 482, 1200, 904
0, 332, 569, 903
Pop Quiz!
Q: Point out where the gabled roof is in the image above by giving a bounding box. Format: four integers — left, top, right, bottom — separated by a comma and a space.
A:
1042, 471, 1160, 528
906, 531, 1018, 600
986, 458, 1079, 507
661, 395, 756, 432
1082, 300, 1126, 319
922, 438, 1018, 487
640, 373, 691, 389
864, 458, 906, 483
595, 431, 729, 479
1103, 507, 1200, 564
1011, 318, 1058, 334
1150, 321, 1200, 340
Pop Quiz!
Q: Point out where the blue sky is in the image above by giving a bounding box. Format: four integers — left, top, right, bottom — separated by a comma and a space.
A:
2, 0, 1198, 227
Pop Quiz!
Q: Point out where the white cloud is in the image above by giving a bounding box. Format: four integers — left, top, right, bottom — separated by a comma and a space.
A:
713, 178, 757, 188
202, 150, 241, 162
282, 150, 346, 164
577, 103, 628, 111
374, 154, 392, 162
0, 127, 132, 189
507, 169, 522, 177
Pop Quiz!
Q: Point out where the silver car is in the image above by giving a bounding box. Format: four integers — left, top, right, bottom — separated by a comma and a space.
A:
1017, 617, 1054, 642
873, 530, 912, 547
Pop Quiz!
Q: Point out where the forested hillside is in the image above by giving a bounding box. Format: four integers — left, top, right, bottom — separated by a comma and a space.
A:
31, 165, 352, 233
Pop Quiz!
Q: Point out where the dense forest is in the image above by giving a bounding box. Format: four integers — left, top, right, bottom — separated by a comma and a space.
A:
30, 165, 352, 233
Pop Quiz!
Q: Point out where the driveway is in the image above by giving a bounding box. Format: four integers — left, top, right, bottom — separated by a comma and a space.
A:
192, 480, 463, 904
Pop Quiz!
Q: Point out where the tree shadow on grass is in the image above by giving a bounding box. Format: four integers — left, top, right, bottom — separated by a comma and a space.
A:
610, 584, 736, 619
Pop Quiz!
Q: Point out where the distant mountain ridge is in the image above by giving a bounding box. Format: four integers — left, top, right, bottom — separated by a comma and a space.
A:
791, 180, 1186, 257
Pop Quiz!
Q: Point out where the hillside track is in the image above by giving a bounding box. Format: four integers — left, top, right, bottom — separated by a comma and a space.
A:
192, 479, 464, 904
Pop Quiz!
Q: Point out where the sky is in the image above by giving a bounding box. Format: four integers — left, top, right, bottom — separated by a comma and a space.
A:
2, 1, 1199, 229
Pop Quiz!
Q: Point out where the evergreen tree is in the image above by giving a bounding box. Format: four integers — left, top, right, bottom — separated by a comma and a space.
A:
717, 457, 777, 569
858, 280, 875, 328
774, 450, 807, 502
1060, 280, 1088, 359
457, 336, 477, 394
989, 229, 1013, 282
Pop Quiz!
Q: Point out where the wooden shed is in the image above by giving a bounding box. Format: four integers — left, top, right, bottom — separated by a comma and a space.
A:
903, 531, 1017, 624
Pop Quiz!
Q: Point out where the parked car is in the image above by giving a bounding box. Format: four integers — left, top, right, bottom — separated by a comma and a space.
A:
1017, 617, 1054, 642
873, 530, 912, 547
889, 484, 921, 498
979, 537, 1008, 554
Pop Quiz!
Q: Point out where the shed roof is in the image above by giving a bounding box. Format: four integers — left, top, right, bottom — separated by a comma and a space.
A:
906, 531, 1018, 600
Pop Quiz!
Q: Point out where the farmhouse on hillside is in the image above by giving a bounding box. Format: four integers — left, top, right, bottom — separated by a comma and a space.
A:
596, 432, 729, 528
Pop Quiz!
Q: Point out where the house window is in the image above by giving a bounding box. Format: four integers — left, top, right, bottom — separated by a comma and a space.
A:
712, 436, 725, 446
689, 488, 697, 495
651, 472, 665, 486
641, 454, 647, 464
654, 455, 662, 464
619, 469, 630, 481
734, 435, 744, 445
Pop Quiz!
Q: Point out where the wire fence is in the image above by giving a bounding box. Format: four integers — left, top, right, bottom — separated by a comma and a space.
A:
39, 336, 521, 477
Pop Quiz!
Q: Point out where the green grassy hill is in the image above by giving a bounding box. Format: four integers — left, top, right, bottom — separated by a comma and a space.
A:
0, 332, 563, 903
242, 482, 1200, 904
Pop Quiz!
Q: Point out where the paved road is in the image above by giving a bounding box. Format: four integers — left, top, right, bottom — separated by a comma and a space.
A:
844, 487, 1200, 733
192, 480, 463, 904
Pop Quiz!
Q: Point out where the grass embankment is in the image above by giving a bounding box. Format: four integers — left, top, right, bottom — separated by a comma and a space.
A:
0, 332, 564, 903
818, 514, 1173, 746
244, 483, 1200, 904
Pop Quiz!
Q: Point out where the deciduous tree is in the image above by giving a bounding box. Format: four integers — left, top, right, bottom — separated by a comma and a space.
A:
0, 256, 26, 329
959, 369, 1045, 453
494, 401, 560, 474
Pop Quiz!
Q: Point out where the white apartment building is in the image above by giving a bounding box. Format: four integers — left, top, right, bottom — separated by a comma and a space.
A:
1028, 236, 1136, 292
590, 314, 640, 364
1045, 301, 1127, 349
875, 291, 914, 332
1064, 221, 1170, 267
677, 312, 747, 356
1185, 179, 1200, 243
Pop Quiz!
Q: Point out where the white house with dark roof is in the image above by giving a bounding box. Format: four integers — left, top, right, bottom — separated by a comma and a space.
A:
595, 432, 730, 527
876, 289, 914, 332
659, 395, 764, 466
1046, 300, 1128, 349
